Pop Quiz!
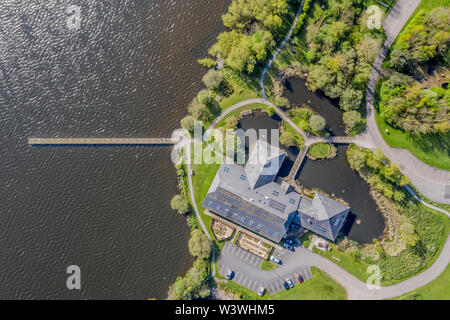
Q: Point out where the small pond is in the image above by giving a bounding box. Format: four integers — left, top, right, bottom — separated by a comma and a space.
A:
283, 77, 346, 136
238, 111, 385, 244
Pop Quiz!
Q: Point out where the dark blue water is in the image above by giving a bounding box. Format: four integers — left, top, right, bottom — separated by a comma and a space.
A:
0, 0, 230, 299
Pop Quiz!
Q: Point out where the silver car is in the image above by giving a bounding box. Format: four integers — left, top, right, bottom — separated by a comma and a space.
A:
226, 269, 233, 280
257, 287, 265, 297
270, 255, 281, 264
286, 278, 294, 288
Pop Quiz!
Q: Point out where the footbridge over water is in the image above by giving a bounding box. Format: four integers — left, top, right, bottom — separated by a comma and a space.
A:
28, 137, 180, 145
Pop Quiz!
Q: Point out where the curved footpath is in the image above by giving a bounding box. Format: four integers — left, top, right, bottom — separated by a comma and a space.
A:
364, 0, 450, 205
186, 0, 449, 299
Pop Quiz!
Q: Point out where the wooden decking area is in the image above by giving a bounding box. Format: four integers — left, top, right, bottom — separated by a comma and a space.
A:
28, 137, 179, 145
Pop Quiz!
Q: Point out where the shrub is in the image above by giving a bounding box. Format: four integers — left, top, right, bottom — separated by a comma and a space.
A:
202, 69, 223, 90
170, 194, 190, 214
188, 229, 211, 260
309, 114, 326, 132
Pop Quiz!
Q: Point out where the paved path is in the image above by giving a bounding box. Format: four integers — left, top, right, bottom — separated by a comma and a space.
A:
404, 185, 450, 217
364, 0, 450, 205
186, 143, 216, 277
260, 0, 305, 101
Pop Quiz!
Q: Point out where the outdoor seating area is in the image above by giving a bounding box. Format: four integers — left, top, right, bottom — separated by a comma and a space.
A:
236, 232, 272, 259
211, 219, 234, 241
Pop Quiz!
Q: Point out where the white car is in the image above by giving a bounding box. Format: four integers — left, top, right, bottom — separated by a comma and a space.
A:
270, 255, 281, 264
257, 287, 265, 297
226, 269, 233, 280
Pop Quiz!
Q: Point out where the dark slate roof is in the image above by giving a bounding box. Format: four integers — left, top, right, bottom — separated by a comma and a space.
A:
202, 187, 288, 242
245, 140, 287, 189
202, 140, 350, 242
296, 194, 350, 240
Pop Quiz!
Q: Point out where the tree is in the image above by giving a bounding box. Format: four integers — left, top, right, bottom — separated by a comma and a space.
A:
188, 98, 212, 121
279, 131, 296, 147
197, 90, 213, 105
202, 69, 223, 90
181, 115, 196, 133
274, 96, 290, 108
343, 110, 362, 129
171, 194, 189, 214
198, 58, 215, 68
309, 114, 326, 132
339, 88, 363, 111
389, 49, 413, 73
188, 229, 211, 260
346, 145, 366, 170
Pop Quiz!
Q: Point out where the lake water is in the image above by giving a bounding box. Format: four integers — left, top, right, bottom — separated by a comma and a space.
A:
0, 0, 230, 299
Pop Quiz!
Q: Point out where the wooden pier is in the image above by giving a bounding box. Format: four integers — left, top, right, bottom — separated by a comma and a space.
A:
28, 137, 179, 145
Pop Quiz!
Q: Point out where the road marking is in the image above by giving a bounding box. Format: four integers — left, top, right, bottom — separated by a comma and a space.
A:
240, 250, 246, 259
231, 246, 237, 255
242, 275, 249, 286
249, 255, 255, 264
244, 253, 250, 262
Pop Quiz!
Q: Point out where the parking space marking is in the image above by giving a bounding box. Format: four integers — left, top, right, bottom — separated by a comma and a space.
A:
242, 275, 249, 286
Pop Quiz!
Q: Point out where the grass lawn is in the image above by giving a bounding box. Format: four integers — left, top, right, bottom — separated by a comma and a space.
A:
374, 108, 450, 171
261, 260, 278, 271
219, 267, 346, 300
308, 143, 331, 159
394, 265, 450, 300
312, 246, 371, 283
215, 103, 269, 128
219, 88, 259, 111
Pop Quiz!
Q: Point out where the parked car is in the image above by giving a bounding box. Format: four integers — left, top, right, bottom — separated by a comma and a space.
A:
296, 273, 304, 283
270, 255, 281, 264
283, 281, 289, 290
286, 239, 294, 245
226, 269, 233, 280
258, 287, 266, 297
286, 278, 294, 288
283, 243, 294, 251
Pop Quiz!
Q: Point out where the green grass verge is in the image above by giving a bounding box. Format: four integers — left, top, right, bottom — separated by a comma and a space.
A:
374, 108, 450, 171
313, 245, 371, 283
261, 260, 278, 271
308, 143, 331, 159
219, 267, 346, 300
394, 265, 450, 300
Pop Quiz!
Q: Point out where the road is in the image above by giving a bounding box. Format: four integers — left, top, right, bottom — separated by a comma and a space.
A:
364, 0, 450, 205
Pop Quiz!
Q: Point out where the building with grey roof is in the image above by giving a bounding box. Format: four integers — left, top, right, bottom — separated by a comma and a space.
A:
202, 140, 350, 243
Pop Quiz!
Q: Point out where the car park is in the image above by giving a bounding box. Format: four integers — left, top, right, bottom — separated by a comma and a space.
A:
226, 269, 233, 280
286, 278, 294, 288
258, 287, 266, 297
296, 273, 304, 283
270, 255, 281, 264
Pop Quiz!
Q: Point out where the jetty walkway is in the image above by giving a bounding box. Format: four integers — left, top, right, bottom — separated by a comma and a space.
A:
28, 137, 179, 145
